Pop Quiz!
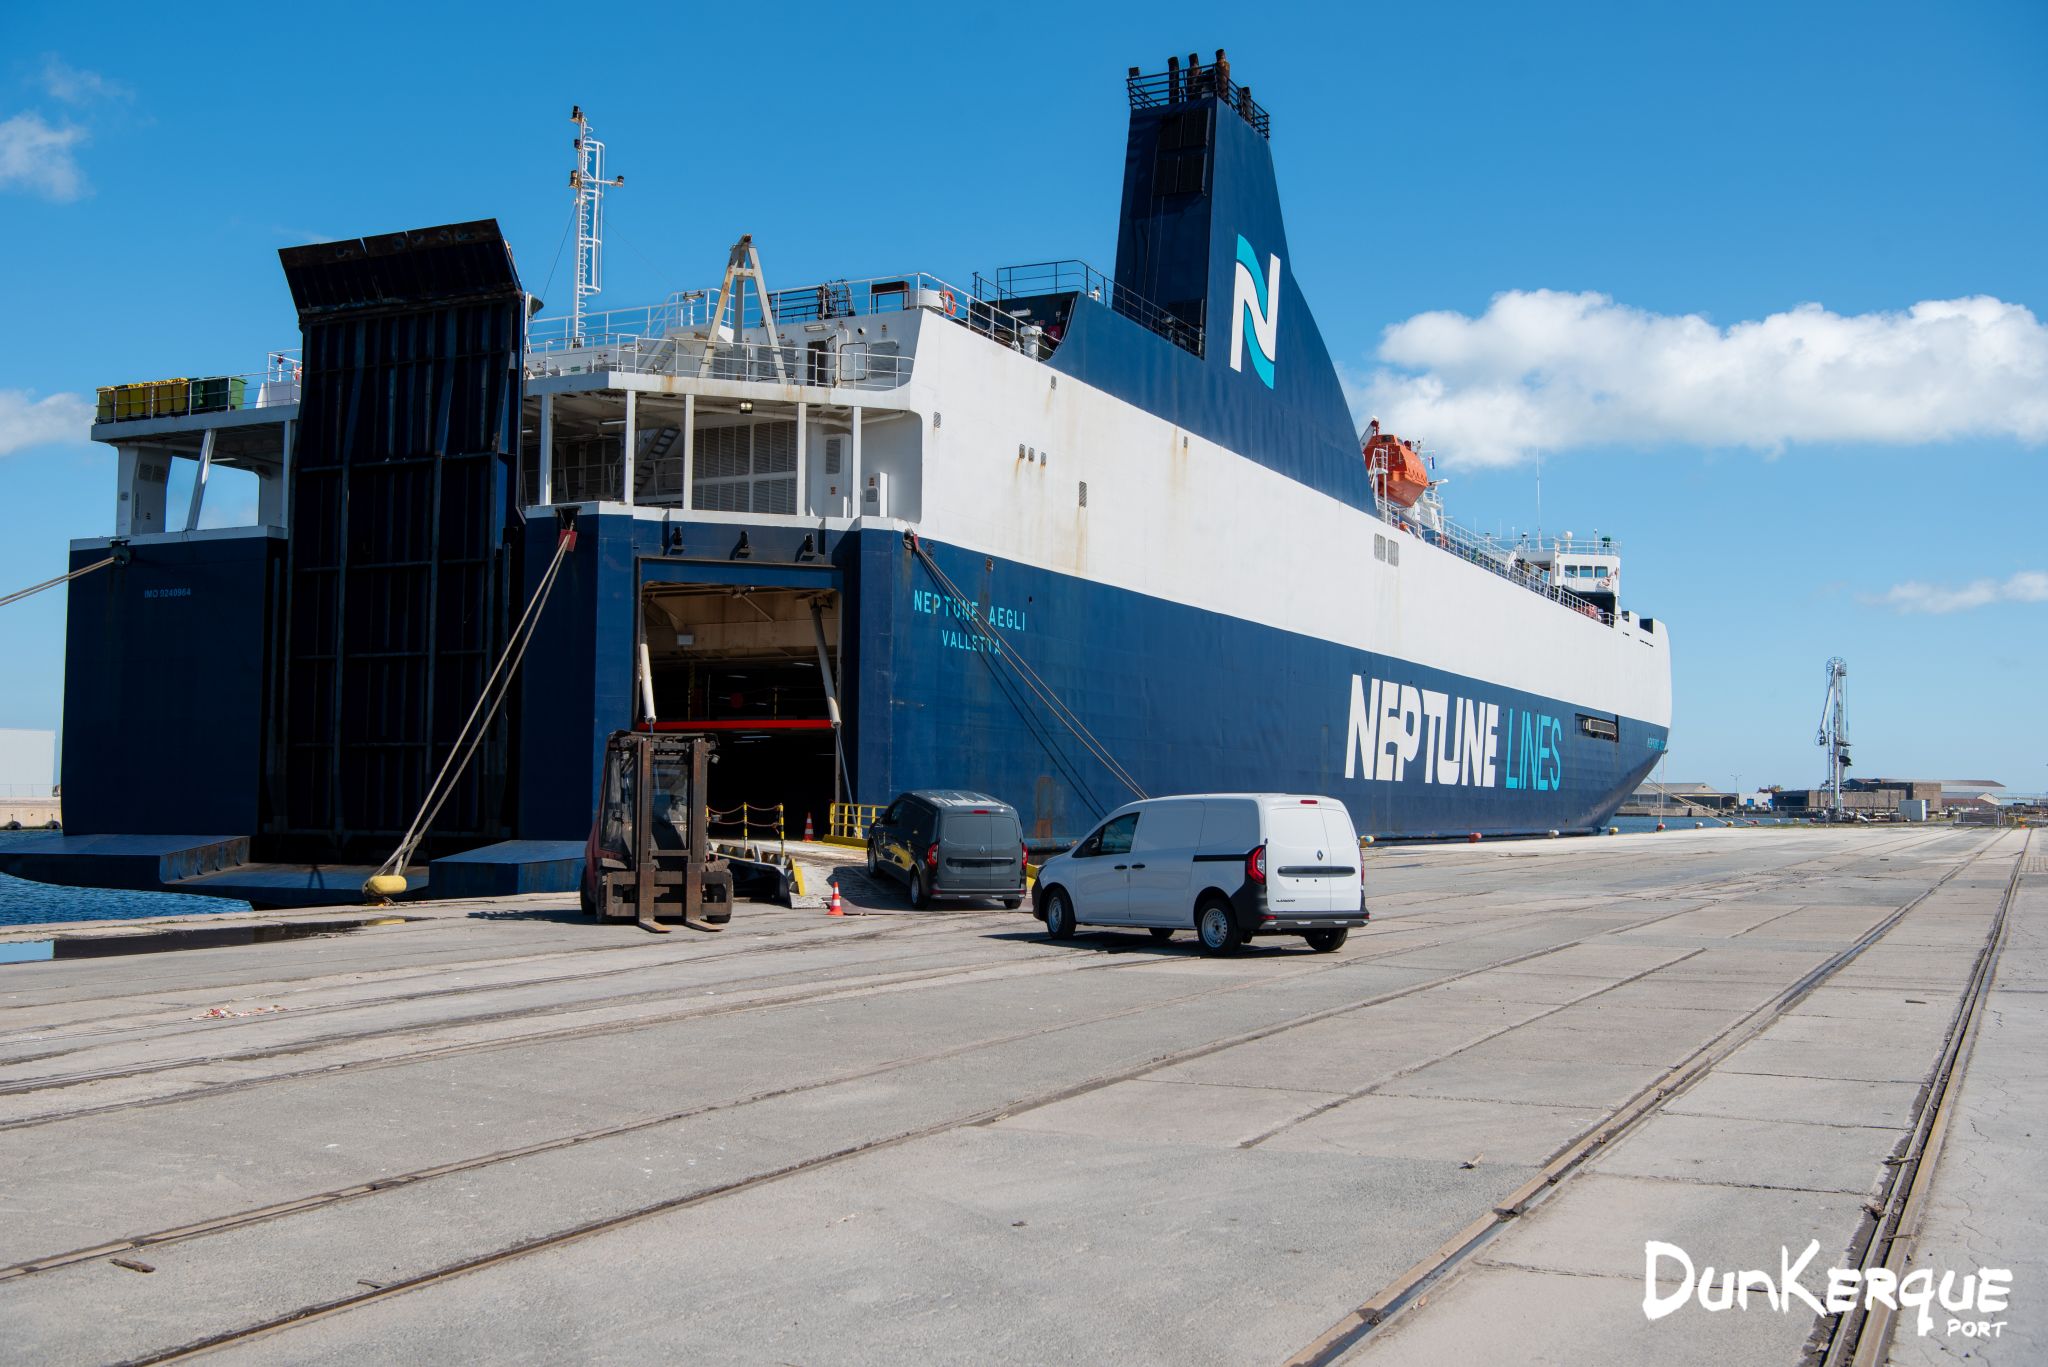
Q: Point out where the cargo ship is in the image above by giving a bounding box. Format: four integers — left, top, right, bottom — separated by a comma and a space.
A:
16, 56, 1670, 902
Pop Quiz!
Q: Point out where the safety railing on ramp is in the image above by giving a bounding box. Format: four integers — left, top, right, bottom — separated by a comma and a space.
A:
826, 802, 886, 845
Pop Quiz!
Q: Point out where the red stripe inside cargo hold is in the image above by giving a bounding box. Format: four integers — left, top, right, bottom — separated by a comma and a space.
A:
639, 719, 836, 732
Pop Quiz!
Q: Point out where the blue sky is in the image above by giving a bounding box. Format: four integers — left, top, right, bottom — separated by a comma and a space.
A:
1, 0, 2043, 794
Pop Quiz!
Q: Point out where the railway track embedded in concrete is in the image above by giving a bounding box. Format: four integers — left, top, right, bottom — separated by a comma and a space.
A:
1277, 827, 2028, 1367
0, 832, 1989, 1361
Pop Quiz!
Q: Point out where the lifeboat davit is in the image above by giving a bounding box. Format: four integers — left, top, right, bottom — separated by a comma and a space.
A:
1363, 419, 1429, 508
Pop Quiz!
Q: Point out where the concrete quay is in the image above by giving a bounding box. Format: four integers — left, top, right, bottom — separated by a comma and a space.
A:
0, 826, 2037, 1364
0, 797, 61, 830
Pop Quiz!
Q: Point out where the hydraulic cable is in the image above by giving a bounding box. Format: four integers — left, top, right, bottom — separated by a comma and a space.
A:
364, 519, 579, 897
906, 532, 1146, 801
0, 555, 115, 609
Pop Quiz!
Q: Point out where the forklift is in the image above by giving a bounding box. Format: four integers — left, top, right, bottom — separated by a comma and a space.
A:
580, 730, 735, 932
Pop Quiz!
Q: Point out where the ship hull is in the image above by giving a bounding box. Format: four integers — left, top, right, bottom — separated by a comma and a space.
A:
863, 530, 1667, 841
510, 514, 1667, 846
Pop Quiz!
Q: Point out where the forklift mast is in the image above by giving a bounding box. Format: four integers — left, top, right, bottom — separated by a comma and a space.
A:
589, 730, 734, 932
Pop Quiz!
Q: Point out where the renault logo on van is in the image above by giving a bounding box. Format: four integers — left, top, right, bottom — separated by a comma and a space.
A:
1230, 234, 1280, 388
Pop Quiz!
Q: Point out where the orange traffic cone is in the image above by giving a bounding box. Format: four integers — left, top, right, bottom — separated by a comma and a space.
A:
804, 812, 815, 842
827, 880, 843, 916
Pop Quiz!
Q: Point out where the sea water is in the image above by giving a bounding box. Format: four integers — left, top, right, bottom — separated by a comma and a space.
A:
0, 832, 251, 927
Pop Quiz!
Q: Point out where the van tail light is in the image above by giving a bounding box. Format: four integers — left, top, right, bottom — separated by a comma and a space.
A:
1246, 844, 1266, 884
925, 843, 939, 869
1021, 842, 1030, 866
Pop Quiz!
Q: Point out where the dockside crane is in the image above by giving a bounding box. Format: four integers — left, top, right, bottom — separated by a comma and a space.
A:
1816, 657, 1850, 815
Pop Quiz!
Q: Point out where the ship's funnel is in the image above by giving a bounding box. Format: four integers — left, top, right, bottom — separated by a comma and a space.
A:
1048, 57, 1364, 508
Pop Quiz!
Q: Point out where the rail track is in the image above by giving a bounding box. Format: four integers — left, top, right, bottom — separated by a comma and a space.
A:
1277, 826, 2028, 1366
0, 827, 1958, 1135
0, 829, 1993, 1363
0, 872, 1795, 1289
1819, 828, 2029, 1367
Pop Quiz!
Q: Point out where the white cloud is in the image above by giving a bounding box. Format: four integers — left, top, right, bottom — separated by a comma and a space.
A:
39, 57, 131, 105
0, 111, 88, 200
1874, 571, 2048, 615
1352, 291, 2048, 468
0, 389, 94, 456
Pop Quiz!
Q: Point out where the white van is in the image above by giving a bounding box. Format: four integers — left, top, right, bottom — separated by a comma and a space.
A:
1031, 794, 1369, 956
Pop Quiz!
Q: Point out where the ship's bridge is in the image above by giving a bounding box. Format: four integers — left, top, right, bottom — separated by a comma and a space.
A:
1518, 537, 1622, 606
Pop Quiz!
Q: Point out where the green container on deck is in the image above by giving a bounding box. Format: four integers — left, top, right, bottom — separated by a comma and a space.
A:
189, 376, 246, 413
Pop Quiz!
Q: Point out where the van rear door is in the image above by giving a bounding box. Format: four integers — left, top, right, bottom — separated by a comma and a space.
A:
939, 809, 1021, 891
1264, 801, 1360, 914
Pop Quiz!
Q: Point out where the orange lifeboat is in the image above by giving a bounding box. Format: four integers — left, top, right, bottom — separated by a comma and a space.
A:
1363, 419, 1429, 507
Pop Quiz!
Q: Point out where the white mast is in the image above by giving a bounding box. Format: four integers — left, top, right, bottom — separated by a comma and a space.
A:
568, 105, 625, 347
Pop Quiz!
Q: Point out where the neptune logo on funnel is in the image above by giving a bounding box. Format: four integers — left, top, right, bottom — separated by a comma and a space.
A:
1230, 234, 1281, 388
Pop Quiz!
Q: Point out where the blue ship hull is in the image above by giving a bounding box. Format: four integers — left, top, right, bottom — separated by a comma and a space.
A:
516, 517, 1666, 846
878, 533, 1667, 841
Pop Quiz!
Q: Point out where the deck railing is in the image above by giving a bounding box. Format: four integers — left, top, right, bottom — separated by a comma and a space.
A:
525, 256, 1207, 386
1383, 509, 1616, 625
525, 335, 917, 389
982, 260, 1204, 358
1126, 67, 1270, 137
530, 272, 975, 352
96, 354, 302, 424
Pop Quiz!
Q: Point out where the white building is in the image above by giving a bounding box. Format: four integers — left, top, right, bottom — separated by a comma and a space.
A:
0, 729, 57, 798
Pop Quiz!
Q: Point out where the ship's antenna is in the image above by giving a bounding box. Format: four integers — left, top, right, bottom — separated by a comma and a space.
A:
568, 105, 626, 347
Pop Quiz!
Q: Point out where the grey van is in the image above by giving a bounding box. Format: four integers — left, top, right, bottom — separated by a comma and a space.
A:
865, 790, 1028, 909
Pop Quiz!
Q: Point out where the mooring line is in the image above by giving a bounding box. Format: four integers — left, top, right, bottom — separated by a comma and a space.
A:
0, 554, 117, 610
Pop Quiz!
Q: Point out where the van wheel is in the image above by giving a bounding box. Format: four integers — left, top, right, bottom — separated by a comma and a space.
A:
909, 869, 930, 909
1196, 899, 1243, 957
866, 843, 880, 877
1043, 888, 1077, 939
1304, 928, 1348, 953
1001, 896, 1023, 910
1148, 927, 1175, 943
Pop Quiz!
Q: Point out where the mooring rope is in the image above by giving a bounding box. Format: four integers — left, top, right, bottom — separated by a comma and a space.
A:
0, 556, 115, 609
368, 526, 578, 889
